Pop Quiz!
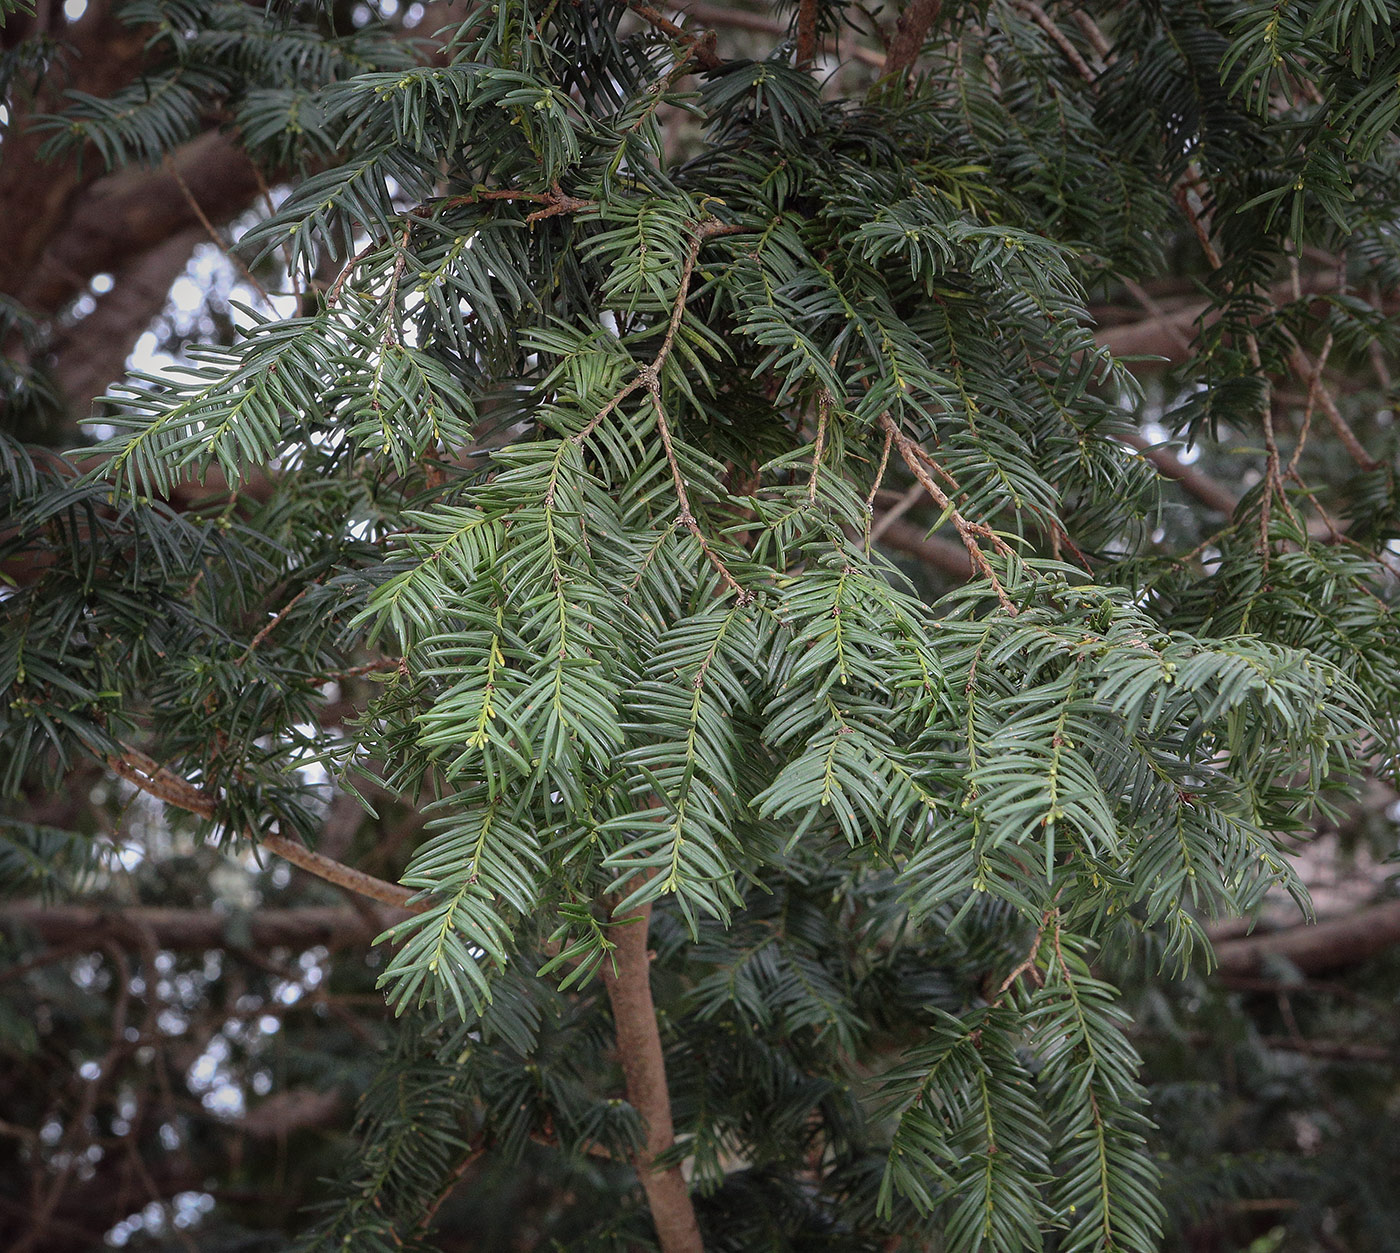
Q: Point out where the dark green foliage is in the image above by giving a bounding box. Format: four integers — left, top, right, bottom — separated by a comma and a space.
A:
4, 0, 1400, 1250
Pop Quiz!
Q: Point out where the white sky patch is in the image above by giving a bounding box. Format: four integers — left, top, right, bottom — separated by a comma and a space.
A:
1139, 419, 1201, 465
63, 0, 87, 20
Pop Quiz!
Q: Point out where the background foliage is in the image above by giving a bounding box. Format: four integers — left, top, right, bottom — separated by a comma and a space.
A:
3, 0, 1400, 1250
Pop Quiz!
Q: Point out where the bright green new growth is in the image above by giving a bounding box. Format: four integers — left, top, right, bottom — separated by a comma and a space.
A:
6, 0, 1400, 1249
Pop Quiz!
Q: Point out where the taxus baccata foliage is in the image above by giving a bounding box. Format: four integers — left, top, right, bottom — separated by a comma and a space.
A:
2, 0, 1399, 1250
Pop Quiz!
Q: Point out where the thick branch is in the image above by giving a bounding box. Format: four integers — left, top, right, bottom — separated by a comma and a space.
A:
14, 130, 263, 319
1213, 899, 1400, 976
1093, 270, 1347, 362
601, 898, 703, 1253
1013, 0, 1094, 83
1118, 431, 1239, 516
882, 0, 942, 83
0, 0, 152, 306
0, 904, 387, 957
796, 0, 818, 67
47, 227, 203, 418
873, 515, 976, 579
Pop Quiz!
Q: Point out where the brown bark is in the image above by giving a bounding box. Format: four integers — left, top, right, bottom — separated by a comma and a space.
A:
46, 227, 204, 418
1213, 899, 1400, 976
1094, 272, 1346, 363
601, 898, 704, 1253
0, 0, 265, 439
882, 0, 942, 82
874, 515, 976, 578
0, 903, 390, 954
796, 0, 818, 67
0, 1, 153, 309
12, 130, 262, 321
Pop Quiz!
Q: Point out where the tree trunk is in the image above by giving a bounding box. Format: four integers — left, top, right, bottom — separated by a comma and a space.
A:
601, 898, 704, 1253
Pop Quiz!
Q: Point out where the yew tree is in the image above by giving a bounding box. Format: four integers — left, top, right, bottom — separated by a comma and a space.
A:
4, 1, 1400, 1251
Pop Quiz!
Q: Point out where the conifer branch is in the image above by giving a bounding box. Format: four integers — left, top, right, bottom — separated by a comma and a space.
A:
572, 216, 742, 445
650, 377, 748, 601
326, 185, 598, 307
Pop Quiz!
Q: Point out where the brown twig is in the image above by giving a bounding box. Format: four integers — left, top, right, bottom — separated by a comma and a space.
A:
623, 0, 723, 70
650, 378, 748, 602
523, 181, 598, 224
993, 905, 1056, 1002
572, 218, 740, 446
807, 393, 830, 503
1289, 345, 1381, 471
238, 583, 314, 664
1173, 177, 1224, 271
1013, 0, 1095, 84
865, 426, 894, 511
250, 160, 301, 301
163, 153, 272, 306
105, 744, 421, 913
325, 185, 598, 307
1260, 405, 1282, 564
876, 412, 1016, 612
325, 236, 381, 308
324, 657, 407, 681
1287, 332, 1332, 475
417, 1143, 486, 1234
572, 217, 750, 603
